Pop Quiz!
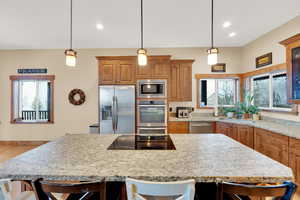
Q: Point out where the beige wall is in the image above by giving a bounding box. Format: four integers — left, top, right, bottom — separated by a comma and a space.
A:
241, 15, 300, 121
241, 15, 300, 72
0, 47, 242, 140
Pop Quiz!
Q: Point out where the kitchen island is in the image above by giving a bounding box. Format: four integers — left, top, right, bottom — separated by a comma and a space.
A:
0, 134, 294, 198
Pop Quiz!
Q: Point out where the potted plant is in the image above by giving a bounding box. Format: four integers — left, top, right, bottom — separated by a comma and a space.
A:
223, 107, 236, 118
234, 102, 245, 119
248, 105, 260, 120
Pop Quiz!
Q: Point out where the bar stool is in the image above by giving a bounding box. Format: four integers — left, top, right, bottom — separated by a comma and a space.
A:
126, 178, 195, 200
217, 181, 297, 200
0, 179, 35, 200
32, 178, 106, 200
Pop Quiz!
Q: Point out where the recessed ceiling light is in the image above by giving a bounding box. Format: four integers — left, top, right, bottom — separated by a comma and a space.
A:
96, 23, 104, 30
223, 21, 231, 28
229, 32, 236, 37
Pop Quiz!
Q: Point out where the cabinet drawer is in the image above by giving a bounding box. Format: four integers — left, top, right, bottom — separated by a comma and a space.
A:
168, 121, 189, 134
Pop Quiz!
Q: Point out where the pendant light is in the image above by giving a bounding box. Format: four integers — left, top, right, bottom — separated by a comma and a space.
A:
65, 0, 77, 67
137, 0, 147, 66
207, 0, 219, 65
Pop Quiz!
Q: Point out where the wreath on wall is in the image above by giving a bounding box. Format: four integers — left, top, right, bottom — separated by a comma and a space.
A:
68, 89, 86, 106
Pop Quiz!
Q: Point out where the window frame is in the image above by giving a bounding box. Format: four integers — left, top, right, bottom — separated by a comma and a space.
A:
10, 75, 55, 124
197, 77, 240, 108
250, 71, 292, 112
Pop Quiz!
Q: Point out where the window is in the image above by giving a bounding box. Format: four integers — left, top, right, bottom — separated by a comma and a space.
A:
10, 75, 55, 123
199, 78, 239, 107
251, 72, 291, 110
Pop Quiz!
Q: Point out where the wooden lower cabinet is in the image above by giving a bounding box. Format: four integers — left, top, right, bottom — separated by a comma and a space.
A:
168, 121, 189, 134
289, 137, 300, 183
254, 128, 289, 166
215, 122, 237, 140
234, 125, 254, 149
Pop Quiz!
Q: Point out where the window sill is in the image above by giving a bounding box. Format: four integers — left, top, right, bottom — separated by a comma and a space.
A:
260, 108, 298, 115
11, 121, 54, 124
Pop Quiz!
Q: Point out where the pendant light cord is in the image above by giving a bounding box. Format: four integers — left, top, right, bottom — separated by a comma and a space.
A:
70, 0, 73, 49
211, 0, 214, 48
141, 0, 144, 49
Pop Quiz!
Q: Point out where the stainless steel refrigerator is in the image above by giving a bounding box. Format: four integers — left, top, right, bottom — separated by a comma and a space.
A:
99, 85, 135, 134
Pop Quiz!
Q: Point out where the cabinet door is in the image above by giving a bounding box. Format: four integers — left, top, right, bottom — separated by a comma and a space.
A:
179, 63, 192, 101
216, 122, 233, 138
254, 128, 289, 165
169, 64, 179, 101
99, 60, 117, 85
289, 138, 300, 183
117, 60, 136, 84
236, 125, 254, 149
152, 61, 170, 78
168, 121, 189, 134
136, 61, 153, 78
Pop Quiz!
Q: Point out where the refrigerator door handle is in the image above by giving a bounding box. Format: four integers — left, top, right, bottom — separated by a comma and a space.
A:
115, 96, 119, 130
112, 96, 115, 131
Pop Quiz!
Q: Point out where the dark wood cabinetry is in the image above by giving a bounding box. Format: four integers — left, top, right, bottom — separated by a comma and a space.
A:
289, 137, 300, 183
280, 33, 300, 104
136, 56, 171, 79
168, 121, 189, 134
97, 57, 136, 85
254, 128, 289, 166
169, 60, 194, 102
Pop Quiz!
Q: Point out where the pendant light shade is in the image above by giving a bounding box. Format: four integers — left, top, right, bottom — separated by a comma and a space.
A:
137, 0, 147, 66
207, 0, 219, 65
65, 49, 77, 67
137, 48, 147, 66
65, 0, 77, 67
207, 47, 218, 65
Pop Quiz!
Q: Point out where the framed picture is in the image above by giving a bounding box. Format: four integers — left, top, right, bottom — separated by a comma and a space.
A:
256, 53, 272, 68
211, 63, 226, 72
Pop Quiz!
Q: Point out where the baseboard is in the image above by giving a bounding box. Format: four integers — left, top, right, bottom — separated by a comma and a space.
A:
0, 141, 49, 146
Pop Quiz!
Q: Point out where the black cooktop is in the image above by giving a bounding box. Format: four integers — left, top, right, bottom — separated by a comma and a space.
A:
107, 135, 176, 150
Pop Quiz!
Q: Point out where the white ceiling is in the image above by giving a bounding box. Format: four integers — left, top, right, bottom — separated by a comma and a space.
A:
0, 0, 299, 49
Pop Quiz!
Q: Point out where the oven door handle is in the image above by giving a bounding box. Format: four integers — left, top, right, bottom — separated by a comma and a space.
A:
138, 127, 166, 130
138, 105, 166, 107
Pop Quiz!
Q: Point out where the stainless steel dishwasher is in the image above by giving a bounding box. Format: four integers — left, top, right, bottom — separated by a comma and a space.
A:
189, 121, 214, 133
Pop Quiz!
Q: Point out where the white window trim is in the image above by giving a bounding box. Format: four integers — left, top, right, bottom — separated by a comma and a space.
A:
251, 71, 292, 112
199, 78, 240, 108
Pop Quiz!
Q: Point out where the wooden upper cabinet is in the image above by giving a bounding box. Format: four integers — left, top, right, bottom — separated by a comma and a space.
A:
254, 128, 289, 166
169, 60, 194, 102
117, 60, 136, 84
98, 60, 117, 85
97, 56, 136, 85
289, 137, 300, 183
280, 33, 300, 104
136, 56, 171, 79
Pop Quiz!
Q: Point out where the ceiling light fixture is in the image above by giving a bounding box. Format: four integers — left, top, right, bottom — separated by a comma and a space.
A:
223, 21, 231, 28
96, 23, 104, 30
137, 0, 147, 66
229, 32, 236, 37
207, 0, 219, 65
65, 0, 77, 67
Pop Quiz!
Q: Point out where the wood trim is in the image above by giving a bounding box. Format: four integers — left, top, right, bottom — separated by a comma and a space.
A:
279, 33, 300, 46
9, 75, 55, 81
96, 55, 172, 61
0, 141, 49, 146
10, 75, 55, 124
195, 73, 242, 79
170, 59, 195, 63
241, 63, 287, 78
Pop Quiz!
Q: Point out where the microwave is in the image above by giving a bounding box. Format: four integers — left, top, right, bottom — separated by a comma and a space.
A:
137, 80, 167, 98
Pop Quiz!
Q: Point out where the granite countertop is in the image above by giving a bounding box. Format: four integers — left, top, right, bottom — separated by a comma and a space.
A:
169, 117, 300, 139
0, 134, 293, 183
